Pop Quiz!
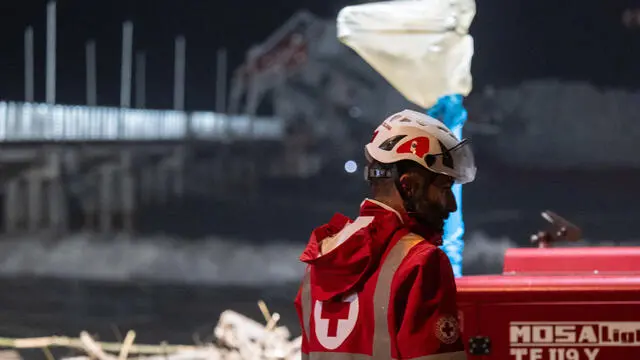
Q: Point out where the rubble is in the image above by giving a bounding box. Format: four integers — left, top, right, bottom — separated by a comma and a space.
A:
0, 303, 301, 360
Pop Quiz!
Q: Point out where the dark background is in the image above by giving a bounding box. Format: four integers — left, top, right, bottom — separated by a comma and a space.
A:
1, 0, 640, 109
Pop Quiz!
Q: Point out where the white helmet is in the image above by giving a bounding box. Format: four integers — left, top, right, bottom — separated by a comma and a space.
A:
365, 109, 476, 184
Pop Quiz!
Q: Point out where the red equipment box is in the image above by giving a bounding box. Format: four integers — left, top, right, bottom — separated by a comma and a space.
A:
456, 247, 640, 360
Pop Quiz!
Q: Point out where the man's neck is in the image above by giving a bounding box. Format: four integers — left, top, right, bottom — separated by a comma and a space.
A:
365, 198, 404, 224
371, 196, 405, 215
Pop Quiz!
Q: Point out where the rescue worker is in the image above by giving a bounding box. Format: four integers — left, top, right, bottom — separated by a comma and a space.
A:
295, 109, 476, 360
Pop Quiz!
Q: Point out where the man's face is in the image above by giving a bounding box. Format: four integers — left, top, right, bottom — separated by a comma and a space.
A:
402, 170, 457, 233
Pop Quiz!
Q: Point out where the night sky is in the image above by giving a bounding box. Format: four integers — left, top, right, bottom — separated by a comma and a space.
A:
1, 0, 639, 111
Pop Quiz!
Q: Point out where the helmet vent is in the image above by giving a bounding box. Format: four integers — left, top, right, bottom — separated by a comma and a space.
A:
378, 134, 407, 151
437, 125, 458, 140
389, 114, 405, 122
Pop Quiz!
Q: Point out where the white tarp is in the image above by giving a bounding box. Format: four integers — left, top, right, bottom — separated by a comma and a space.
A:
337, 0, 476, 108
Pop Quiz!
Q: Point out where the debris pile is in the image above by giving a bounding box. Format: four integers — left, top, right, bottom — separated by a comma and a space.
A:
0, 302, 301, 360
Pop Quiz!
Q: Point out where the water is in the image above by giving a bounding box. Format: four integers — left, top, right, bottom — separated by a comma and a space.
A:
0, 234, 307, 286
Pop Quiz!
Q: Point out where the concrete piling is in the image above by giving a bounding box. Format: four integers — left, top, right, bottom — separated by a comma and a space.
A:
0, 146, 188, 236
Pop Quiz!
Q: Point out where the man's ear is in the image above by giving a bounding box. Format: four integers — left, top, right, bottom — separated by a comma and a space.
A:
398, 172, 421, 198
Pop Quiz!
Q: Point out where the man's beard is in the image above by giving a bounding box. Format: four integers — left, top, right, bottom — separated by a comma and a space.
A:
409, 203, 448, 233
403, 191, 449, 234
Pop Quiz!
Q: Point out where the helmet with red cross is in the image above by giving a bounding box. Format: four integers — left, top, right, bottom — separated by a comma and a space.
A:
364, 109, 476, 184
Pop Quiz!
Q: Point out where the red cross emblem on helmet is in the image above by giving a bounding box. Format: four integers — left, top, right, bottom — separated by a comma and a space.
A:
395, 136, 431, 158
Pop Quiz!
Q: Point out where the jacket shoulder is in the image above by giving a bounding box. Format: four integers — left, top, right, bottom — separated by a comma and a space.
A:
398, 233, 444, 264
393, 234, 451, 281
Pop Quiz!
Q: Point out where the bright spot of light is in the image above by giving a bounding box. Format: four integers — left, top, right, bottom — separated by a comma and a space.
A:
344, 160, 358, 174
349, 106, 362, 118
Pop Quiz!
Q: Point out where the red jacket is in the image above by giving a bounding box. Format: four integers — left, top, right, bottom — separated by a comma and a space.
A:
295, 199, 466, 360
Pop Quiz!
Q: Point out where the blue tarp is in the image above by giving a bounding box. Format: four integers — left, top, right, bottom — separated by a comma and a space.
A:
426, 94, 467, 277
